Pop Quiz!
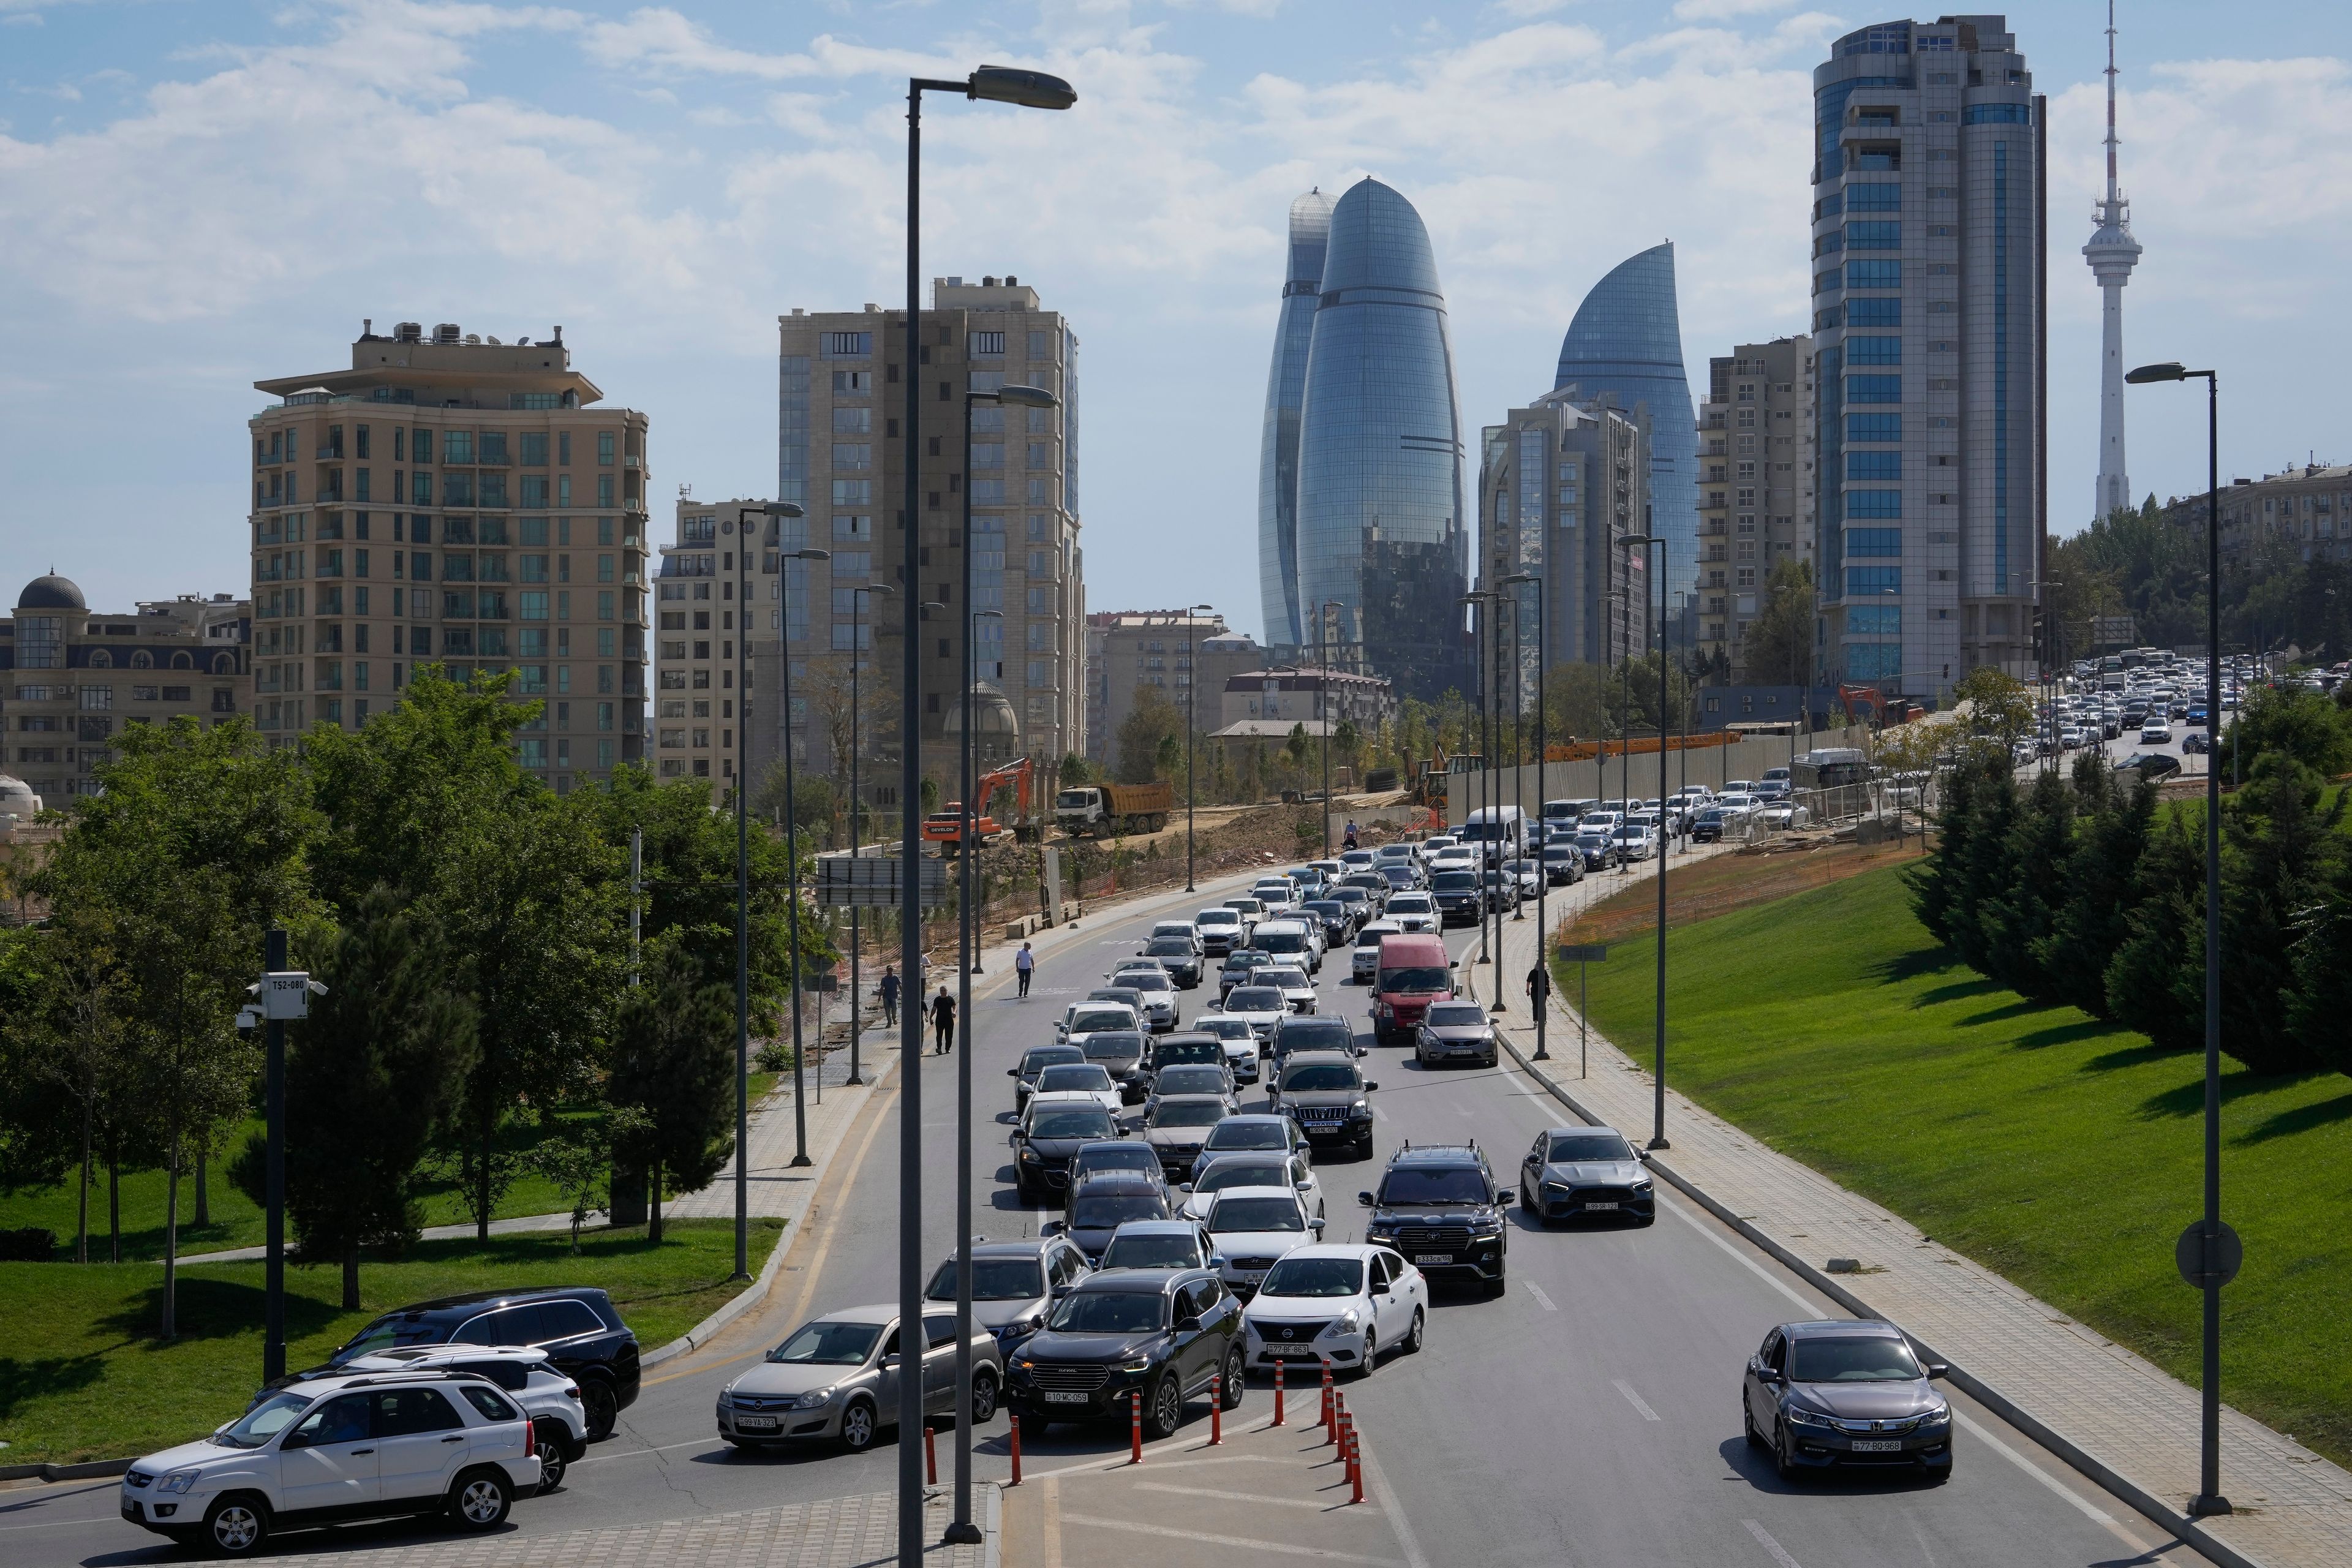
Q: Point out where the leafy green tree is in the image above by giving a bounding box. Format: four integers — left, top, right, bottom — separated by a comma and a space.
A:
1945, 761, 2019, 977
1740, 559, 1814, 687
232, 888, 477, 1306
1904, 750, 1985, 946
0, 918, 135, 1261
607, 948, 736, 1242
1116, 687, 1184, 783
2215, 684, 2352, 783
1951, 666, 2034, 752
2287, 837, 2352, 1079
1285, 722, 1311, 770
1058, 753, 1093, 788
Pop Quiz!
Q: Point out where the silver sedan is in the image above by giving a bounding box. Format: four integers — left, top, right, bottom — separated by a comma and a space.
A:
717, 1305, 1003, 1452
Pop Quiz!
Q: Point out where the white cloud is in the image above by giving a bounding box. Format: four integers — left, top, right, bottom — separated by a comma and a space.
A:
1671, 0, 1801, 20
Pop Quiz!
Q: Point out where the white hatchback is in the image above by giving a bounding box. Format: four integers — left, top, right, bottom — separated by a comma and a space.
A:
122, 1369, 540, 1557
1202, 1186, 1325, 1298
1240, 1244, 1428, 1375
1382, 893, 1438, 935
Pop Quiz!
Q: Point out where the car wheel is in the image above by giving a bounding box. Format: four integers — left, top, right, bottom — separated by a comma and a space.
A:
970, 1369, 1000, 1425
1219, 1345, 1246, 1408
202, 1494, 270, 1558
449, 1466, 513, 1531
839, 1398, 880, 1452
533, 1420, 569, 1490
1356, 1330, 1376, 1377
1403, 1307, 1426, 1354
1144, 1375, 1185, 1441
581, 1379, 619, 1442
1774, 1422, 1801, 1483
1743, 1399, 1765, 1450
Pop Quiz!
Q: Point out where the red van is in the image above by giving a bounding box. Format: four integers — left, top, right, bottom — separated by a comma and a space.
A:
1370, 933, 1454, 1046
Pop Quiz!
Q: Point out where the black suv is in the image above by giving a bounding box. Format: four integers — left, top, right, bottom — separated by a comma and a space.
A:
1357, 1142, 1510, 1295
1004, 1268, 1245, 1440
318, 1287, 641, 1439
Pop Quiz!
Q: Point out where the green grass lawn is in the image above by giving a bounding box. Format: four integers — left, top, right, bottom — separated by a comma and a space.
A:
0, 1218, 783, 1464
1564, 864, 2352, 1468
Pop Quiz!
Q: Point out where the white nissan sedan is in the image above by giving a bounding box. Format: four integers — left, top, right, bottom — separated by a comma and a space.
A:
1239, 1244, 1427, 1376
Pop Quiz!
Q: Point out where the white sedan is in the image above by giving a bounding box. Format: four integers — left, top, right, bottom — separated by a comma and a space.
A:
1382, 892, 1439, 935
2140, 721, 2173, 744
1240, 1243, 1427, 1375
1215, 987, 1289, 1050
1203, 1186, 1324, 1298
1031, 1062, 1125, 1119
1250, 965, 1318, 1014
1193, 1016, 1261, 1085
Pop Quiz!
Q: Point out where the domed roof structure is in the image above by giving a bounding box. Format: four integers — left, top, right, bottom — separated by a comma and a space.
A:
18, 573, 86, 611
940, 682, 1023, 769
0, 773, 42, 821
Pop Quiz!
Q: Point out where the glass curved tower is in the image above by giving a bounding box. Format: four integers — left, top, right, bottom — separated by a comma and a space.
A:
1294, 178, 1468, 701
1257, 187, 1334, 653
1555, 242, 1699, 620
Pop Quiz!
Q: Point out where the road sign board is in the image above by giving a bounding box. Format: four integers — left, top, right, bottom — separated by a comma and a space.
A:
1556, 944, 1609, 963
814, 853, 946, 908
2176, 1218, 2243, 1289
260, 971, 313, 1020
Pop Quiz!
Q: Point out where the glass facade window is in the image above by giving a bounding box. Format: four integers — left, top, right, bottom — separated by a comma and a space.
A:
1846, 527, 1902, 555
1845, 642, 1904, 680
1847, 603, 1900, 635
778, 355, 810, 508
1845, 566, 1901, 594
1847, 375, 1902, 404
1846, 183, 1902, 211
1847, 451, 1901, 480
1965, 102, 2032, 124
1847, 491, 1902, 519
1847, 297, 1902, 326
1845, 222, 1901, 249
1845, 260, 1901, 289
1846, 336, 1901, 364
1848, 413, 1901, 443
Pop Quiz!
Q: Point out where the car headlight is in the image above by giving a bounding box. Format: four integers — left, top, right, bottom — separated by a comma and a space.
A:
1468, 1217, 1502, 1237
1019, 1147, 1039, 1161
1632, 1178, 1653, 1193
794, 1387, 837, 1410
1119, 1355, 1155, 1374
1349, 1099, 1371, 1118
1366, 1229, 1394, 1245
157, 1470, 201, 1494
1541, 1178, 1569, 1193
1784, 1405, 1834, 1428
1337, 1309, 1360, 1332
1914, 1403, 1951, 1428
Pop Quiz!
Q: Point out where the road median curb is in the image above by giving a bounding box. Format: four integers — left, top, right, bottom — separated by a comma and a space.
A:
1496, 1027, 2272, 1568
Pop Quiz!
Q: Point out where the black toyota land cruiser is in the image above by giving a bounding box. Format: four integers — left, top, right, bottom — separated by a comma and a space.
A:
1357, 1142, 1510, 1295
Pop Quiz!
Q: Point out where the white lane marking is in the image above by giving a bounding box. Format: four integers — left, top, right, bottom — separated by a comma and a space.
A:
1613, 1378, 1661, 1421
1524, 1280, 1558, 1312
1131, 1482, 1346, 1511
1057, 1514, 1406, 1565
1952, 1412, 2111, 1523
1041, 1474, 1065, 1568
575, 1436, 715, 1466
1374, 1105, 1390, 1123
1744, 1518, 1804, 1568
1345, 1425, 1435, 1568
1656, 1194, 1823, 1317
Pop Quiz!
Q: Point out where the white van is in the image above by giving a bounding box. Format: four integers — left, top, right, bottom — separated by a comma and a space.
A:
1252, 917, 1322, 974
1458, 805, 1529, 865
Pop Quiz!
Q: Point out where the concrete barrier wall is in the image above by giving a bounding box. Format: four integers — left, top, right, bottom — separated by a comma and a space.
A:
1444, 725, 1878, 826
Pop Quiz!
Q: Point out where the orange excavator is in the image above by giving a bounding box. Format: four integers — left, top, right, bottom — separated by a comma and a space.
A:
922, 755, 1035, 853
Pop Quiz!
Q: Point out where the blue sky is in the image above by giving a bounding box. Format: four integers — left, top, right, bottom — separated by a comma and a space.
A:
5, 1, 2350, 641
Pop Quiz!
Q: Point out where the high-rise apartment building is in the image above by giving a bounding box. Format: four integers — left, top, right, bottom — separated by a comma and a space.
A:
1289, 179, 1469, 701
1694, 337, 1816, 677
1477, 388, 1649, 705
765, 278, 1084, 813
2, 576, 249, 804
1257, 189, 1335, 656
1088, 610, 1262, 764
1555, 244, 1700, 626
650, 495, 761, 783
247, 322, 651, 788
1812, 15, 2045, 700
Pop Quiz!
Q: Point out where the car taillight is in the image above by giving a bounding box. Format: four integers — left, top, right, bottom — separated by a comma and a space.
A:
565, 1384, 582, 1400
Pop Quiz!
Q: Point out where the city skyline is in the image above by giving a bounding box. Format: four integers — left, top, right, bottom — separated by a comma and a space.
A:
4, 2, 2351, 647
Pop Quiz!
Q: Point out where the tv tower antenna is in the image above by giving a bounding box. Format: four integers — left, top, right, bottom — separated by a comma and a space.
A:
2084, 0, 2144, 522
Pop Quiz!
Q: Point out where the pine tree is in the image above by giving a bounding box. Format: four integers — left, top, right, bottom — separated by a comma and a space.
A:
2217, 766, 2343, 1074
1981, 769, 2075, 1001
607, 948, 736, 1243
2103, 814, 2204, 1054
1948, 763, 2019, 975
2285, 835, 2352, 1079
2037, 772, 2157, 1020
1904, 752, 1981, 946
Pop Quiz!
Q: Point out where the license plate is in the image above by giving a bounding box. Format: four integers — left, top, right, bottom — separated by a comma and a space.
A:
1238, 1271, 1266, 1284
1043, 1390, 1091, 1405
1414, 1253, 1453, 1264
1585, 1200, 1619, 1211
734, 1415, 778, 1430
1850, 1438, 1901, 1452
1268, 1343, 1321, 1357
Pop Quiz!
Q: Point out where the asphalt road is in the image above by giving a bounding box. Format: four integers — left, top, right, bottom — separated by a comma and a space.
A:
8, 859, 2221, 1567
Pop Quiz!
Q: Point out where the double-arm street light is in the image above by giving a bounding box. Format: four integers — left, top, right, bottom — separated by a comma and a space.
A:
2126, 358, 2231, 1518
769, 538, 831, 1173
729, 500, 806, 1281
1502, 573, 1548, 1055
904, 60, 1075, 1560
1184, 603, 1213, 891
1619, 532, 1670, 1150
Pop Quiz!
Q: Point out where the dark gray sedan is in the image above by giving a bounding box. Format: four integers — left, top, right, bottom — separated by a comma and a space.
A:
1743, 1319, 1954, 1482
922, 1237, 1090, 1355
1516, 1125, 1653, 1225
1414, 1001, 1498, 1069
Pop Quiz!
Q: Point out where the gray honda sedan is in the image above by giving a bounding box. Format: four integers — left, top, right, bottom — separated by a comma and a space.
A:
718, 1305, 1003, 1452
1741, 1319, 1953, 1482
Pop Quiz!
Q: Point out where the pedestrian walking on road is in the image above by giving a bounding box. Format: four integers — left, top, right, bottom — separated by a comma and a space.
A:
878, 965, 900, 1028
1014, 941, 1036, 998
1527, 962, 1550, 1012
930, 986, 957, 1055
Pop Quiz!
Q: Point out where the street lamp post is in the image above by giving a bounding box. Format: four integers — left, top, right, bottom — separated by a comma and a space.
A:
2126, 358, 2231, 1518
1460, 590, 1506, 1003
847, 582, 894, 1090
904, 62, 1074, 1559
772, 541, 831, 1169
1620, 533, 1670, 1150
730, 500, 807, 1280
1183, 604, 1213, 891
1316, 600, 1346, 854
1503, 573, 1547, 1054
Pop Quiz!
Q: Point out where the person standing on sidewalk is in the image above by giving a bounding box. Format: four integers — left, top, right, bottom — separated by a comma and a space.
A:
878, 965, 900, 1028
1014, 941, 1036, 999
1526, 961, 1550, 1013
930, 985, 957, 1055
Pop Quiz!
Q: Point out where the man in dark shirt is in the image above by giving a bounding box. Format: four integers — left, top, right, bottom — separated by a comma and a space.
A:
929, 986, 957, 1055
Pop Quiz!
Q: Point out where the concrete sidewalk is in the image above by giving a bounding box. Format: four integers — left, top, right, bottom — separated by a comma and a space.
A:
1473, 882, 2352, 1568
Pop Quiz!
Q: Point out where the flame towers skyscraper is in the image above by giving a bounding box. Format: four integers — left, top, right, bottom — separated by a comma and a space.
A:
1258, 189, 1334, 653
2084, 1, 2142, 522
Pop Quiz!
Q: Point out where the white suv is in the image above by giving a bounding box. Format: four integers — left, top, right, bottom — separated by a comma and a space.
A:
123, 1369, 541, 1556
326, 1344, 587, 1490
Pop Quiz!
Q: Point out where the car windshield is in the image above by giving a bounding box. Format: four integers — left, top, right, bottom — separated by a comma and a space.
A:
1154, 1067, 1224, 1095
1082, 1034, 1145, 1063
1074, 1193, 1169, 1229
1379, 966, 1449, 994
1120, 971, 1173, 992
215, 1391, 313, 1449
926, 1259, 1044, 1302
1279, 1021, 1354, 1052
769, 1320, 884, 1366
1199, 1020, 1251, 1039
1378, 1168, 1490, 1205
1101, 1233, 1201, 1270
1072, 1144, 1159, 1178
1205, 1121, 1288, 1151
1259, 1257, 1363, 1298
1149, 1099, 1227, 1129
1022, 1047, 1085, 1074
1146, 940, 1193, 957
1389, 894, 1430, 910
1261, 968, 1310, 989
1547, 1133, 1635, 1162
1431, 872, 1477, 891
1197, 1161, 1286, 1193
1046, 1289, 1167, 1334
1038, 1065, 1110, 1094
1210, 1196, 1305, 1233
1790, 1336, 1924, 1383
1425, 1004, 1487, 1028
1029, 1108, 1115, 1139
334, 1313, 442, 1359
1197, 911, 1237, 927
1281, 1063, 1360, 1092
1069, 1009, 1131, 1034
1226, 987, 1283, 1011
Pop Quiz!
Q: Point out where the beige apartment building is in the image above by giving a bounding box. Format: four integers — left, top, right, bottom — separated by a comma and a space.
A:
1695, 337, 1815, 678
1087, 610, 1263, 765
651, 495, 759, 783
2210, 463, 2352, 566
758, 278, 1086, 815
2, 575, 249, 805
246, 322, 652, 791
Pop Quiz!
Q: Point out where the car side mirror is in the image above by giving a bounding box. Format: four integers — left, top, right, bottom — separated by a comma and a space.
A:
1117, 1126, 1131, 1137
1363, 1081, 1379, 1092
1357, 1191, 1375, 1207
1635, 1148, 1650, 1162
1309, 1217, 1325, 1234
1448, 959, 1459, 969
1009, 1132, 1023, 1147
1926, 1362, 1950, 1381
281, 1429, 314, 1451
1371, 1280, 1390, 1296
881, 1354, 902, 1368
1050, 1283, 1072, 1298
1208, 1254, 1227, 1270
1007, 1067, 1020, 1076
1494, 1191, 1512, 1207
1175, 1315, 1202, 1333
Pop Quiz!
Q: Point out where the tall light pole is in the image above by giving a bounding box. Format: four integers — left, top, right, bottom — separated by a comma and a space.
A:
1184, 603, 1213, 891
1316, 599, 1344, 853
1460, 590, 1504, 1001
847, 582, 893, 1090
731, 500, 805, 1280
1621, 533, 1670, 1150
1505, 589, 1526, 918
1504, 573, 1547, 1050
903, 62, 1074, 1559
2127, 358, 2231, 1518
772, 540, 831, 1169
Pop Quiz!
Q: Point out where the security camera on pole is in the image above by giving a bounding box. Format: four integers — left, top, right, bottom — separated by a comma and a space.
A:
248, 938, 326, 1384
